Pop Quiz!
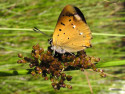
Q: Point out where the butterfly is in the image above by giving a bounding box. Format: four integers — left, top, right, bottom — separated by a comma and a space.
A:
33, 5, 92, 54
51, 5, 92, 54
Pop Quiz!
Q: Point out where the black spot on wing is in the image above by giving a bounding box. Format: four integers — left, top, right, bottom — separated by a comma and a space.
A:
61, 22, 65, 26
59, 29, 62, 31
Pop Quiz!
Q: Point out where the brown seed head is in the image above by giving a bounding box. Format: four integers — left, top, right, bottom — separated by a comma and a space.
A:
34, 54, 39, 59
38, 70, 42, 74
44, 76, 49, 80
94, 58, 100, 62
31, 71, 36, 76
39, 48, 44, 54
66, 75, 72, 81
18, 53, 23, 58
67, 85, 72, 89
35, 50, 39, 54
61, 73, 66, 78
35, 66, 40, 71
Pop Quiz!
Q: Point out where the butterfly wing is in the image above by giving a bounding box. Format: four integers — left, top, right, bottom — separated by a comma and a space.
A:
52, 5, 92, 53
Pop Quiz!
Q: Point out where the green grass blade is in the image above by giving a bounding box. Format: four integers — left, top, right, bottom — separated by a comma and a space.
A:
96, 60, 125, 68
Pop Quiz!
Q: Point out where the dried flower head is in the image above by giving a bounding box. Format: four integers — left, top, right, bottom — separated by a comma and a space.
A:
17, 44, 106, 90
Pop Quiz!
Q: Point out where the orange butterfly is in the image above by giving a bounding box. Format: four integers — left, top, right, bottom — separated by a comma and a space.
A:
51, 5, 92, 53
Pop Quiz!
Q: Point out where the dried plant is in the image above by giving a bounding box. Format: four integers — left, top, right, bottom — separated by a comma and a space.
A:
17, 44, 106, 90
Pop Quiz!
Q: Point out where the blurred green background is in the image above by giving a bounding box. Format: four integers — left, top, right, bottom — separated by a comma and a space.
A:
0, 0, 125, 94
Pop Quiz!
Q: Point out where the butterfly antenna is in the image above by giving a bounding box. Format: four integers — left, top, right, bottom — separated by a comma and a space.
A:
33, 27, 50, 37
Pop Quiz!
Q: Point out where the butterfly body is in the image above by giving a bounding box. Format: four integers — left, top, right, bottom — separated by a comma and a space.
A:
52, 5, 92, 53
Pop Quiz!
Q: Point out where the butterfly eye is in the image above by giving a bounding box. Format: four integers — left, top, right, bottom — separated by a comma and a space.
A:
63, 33, 65, 34
69, 19, 71, 22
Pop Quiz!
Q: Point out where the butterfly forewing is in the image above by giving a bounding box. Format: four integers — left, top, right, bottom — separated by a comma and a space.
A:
52, 5, 92, 53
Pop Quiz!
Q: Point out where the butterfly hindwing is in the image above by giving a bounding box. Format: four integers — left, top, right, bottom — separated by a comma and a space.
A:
52, 5, 92, 53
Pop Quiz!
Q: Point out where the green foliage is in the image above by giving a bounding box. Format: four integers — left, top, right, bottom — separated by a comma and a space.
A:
0, 0, 125, 94
96, 60, 125, 67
